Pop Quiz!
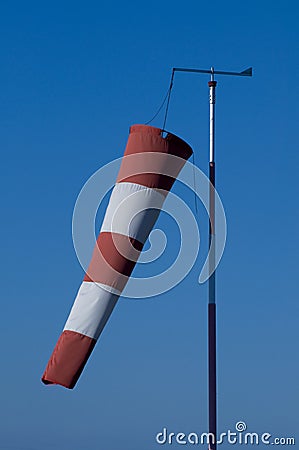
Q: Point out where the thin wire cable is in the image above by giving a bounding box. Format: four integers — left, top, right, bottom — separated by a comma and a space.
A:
145, 70, 175, 128
162, 69, 175, 131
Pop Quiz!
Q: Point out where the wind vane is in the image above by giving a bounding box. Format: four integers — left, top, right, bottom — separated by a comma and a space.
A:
173, 65, 253, 450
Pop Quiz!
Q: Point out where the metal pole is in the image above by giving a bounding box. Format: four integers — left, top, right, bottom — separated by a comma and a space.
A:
208, 68, 217, 450
171, 65, 252, 450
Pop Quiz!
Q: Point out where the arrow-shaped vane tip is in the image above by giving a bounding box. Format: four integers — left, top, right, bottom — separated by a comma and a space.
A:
240, 67, 253, 76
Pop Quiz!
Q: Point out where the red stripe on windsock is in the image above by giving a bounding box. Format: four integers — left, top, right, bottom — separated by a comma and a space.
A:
117, 125, 193, 191
42, 330, 96, 389
128, 125, 193, 160
84, 232, 143, 291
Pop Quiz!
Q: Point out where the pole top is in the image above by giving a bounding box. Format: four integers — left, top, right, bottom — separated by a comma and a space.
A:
211, 66, 215, 81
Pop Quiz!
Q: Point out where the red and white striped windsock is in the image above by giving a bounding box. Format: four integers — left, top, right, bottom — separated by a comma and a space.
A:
42, 124, 193, 389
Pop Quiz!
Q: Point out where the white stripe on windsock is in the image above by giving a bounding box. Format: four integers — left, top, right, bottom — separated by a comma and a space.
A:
64, 282, 120, 340
100, 182, 166, 244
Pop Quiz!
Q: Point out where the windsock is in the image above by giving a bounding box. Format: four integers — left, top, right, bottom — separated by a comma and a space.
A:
42, 124, 193, 389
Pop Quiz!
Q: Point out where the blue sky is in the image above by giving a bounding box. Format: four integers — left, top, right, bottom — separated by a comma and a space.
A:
0, 1, 298, 449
